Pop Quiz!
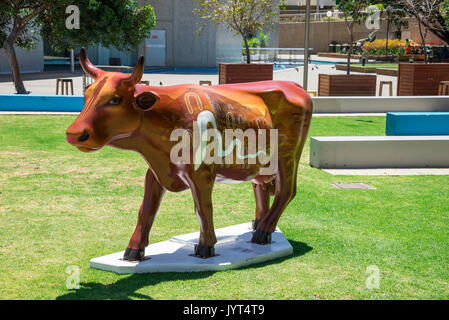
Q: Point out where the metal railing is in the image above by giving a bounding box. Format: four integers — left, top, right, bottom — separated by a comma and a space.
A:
244, 47, 314, 64
281, 11, 346, 22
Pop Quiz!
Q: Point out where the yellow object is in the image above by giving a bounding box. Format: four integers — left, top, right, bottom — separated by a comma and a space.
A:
307, 90, 317, 96
363, 39, 406, 53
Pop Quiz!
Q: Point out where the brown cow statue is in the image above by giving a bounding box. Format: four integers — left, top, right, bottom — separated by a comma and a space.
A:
66, 48, 312, 261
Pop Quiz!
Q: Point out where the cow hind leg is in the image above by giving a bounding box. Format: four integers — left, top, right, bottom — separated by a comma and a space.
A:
251, 157, 299, 245
251, 107, 311, 244
251, 182, 273, 230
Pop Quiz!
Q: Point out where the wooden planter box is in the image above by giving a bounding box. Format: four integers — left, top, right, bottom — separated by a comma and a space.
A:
318, 74, 377, 96
397, 63, 449, 96
219, 63, 273, 84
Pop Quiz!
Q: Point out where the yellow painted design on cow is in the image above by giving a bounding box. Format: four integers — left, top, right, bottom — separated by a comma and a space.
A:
184, 92, 203, 114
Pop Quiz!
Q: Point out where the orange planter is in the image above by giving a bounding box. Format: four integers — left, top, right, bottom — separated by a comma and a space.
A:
318, 74, 377, 96
397, 63, 449, 96
219, 63, 273, 84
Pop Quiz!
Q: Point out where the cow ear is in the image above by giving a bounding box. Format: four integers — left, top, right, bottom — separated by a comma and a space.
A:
133, 91, 160, 111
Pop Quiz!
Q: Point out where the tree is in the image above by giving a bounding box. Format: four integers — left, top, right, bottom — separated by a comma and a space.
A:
417, 0, 449, 46
193, 0, 285, 64
375, 0, 449, 51
371, 0, 408, 56
336, 0, 371, 75
397, 0, 443, 63
0, 1, 156, 94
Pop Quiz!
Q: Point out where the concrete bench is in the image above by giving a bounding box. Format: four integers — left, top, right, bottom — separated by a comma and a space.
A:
310, 136, 449, 169
386, 112, 449, 136
312, 96, 449, 114
0, 94, 83, 112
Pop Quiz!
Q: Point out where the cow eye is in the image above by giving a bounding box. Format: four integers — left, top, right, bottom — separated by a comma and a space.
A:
108, 96, 122, 105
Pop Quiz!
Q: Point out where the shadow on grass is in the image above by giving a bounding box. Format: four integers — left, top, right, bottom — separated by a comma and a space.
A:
56, 240, 312, 300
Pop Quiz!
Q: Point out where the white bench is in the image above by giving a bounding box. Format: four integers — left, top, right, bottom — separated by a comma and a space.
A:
310, 136, 449, 169
312, 96, 449, 114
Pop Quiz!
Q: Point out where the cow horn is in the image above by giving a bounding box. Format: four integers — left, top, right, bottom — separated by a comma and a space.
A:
79, 48, 103, 80
125, 56, 145, 85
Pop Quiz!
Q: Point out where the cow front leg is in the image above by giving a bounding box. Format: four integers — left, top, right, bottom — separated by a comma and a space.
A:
124, 169, 165, 261
185, 169, 217, 258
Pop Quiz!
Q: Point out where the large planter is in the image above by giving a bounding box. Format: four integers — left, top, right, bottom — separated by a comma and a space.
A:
219, 63, 273, 84
398, 54, 425, 62
397, 63, 449, 96
318, 74, 377, 96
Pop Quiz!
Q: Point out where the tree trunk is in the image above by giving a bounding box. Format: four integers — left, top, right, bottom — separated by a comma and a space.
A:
386, 19, 390, 58
3, 37, 28, 94
347, 27, 353, 75
243, 35, 251, 64
417, 21, 428, 64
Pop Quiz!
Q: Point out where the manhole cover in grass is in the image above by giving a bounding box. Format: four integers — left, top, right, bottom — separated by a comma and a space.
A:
332, 183, 376, 190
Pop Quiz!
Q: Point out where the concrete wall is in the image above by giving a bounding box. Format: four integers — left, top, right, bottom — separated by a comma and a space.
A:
84, 0, 242, 68
0, 39, 44, 74
143, 0, 241, 67
280, 17, 449, 52
401, 19, 447, 46
279, 19, 395, 52
83, 46, 138, 67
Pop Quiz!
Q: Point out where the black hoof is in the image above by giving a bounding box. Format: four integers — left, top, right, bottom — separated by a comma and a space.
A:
252, 219, 261, 230
194, 244, 215, 258
123, 248, 145, 261
251, 229, 272, 244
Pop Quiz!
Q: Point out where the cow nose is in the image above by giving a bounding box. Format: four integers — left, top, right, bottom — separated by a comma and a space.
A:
66, 129, 90, 144
78, 130, 90, 142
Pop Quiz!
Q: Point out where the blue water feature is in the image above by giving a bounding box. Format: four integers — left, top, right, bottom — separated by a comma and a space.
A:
386, 112, 449, 136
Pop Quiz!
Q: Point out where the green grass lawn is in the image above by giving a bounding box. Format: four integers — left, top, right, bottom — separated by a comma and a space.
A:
0, 115, 448, 300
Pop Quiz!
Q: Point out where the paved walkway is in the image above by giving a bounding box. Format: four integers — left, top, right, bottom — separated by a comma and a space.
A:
323, 168, 449, 176
0, 55, 398, 96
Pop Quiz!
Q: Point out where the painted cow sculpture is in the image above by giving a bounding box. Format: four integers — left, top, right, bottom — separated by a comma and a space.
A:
66, 48, 312, 261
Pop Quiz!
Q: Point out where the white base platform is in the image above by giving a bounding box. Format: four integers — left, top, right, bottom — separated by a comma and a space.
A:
90, 223, 293, 274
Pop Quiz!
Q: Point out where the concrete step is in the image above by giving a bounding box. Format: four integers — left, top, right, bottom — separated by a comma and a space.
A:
312, 96, 449, 114
386, 112, 449, 136
310, 136, 449, 169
